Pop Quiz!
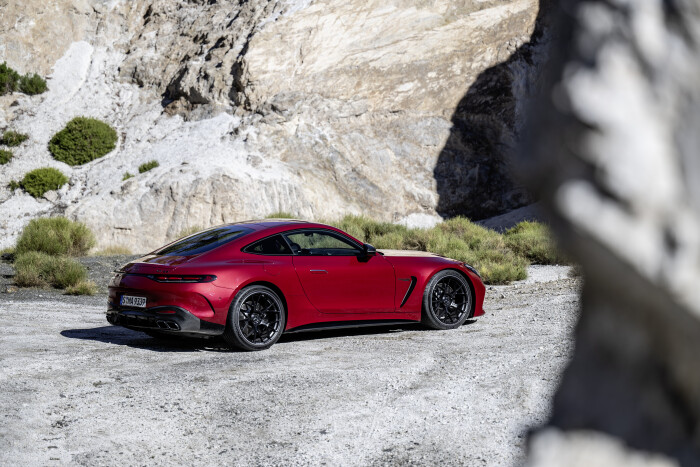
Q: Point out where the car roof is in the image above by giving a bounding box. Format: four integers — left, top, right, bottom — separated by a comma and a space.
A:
231, 219, 313, 230
220, 219, 349, 235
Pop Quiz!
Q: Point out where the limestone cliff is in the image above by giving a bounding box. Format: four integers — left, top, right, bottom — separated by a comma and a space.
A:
0, 0, 546, 251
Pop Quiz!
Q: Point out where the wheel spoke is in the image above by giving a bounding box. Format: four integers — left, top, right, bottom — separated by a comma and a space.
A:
237, 291, 282, 345
431, 276, 470, 325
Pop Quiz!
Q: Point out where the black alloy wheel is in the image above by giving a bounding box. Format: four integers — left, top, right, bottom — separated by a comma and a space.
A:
422, 270, 473, 330
223, 285, 286, 351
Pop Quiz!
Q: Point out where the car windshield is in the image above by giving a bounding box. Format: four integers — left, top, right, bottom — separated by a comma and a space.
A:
155, 226, 253, 256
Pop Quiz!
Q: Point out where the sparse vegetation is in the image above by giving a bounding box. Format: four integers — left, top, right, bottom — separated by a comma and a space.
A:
0, 63, 47, 96
138, 160, 159, 173
20, 167, 68, 198
122, 172, 133, 181
0, 62, 20, 95
1, 131, 29, 147
65, 280, 98, 296
0, 149, 12, 165
14, 251, 87, 288
177, 226, 204, 238
92, 245, 132, 256
19, 73, 47, 95
325, 215, 563, 284
8, 180, 20, 190
49, 117, 118, 166
504, 221, 565, 264
16, 217, 96, 257
11, 217, 95, 291
266, 212, 295, 219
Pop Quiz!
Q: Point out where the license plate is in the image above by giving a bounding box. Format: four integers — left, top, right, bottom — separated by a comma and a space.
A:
120, 295, 147, 308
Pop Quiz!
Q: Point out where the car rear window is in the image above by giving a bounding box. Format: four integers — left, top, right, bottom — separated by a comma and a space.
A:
243, 234, 293, 255
156, 226, 253, 256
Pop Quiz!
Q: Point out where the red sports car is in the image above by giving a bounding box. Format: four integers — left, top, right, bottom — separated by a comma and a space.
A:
107, 220, 485, 350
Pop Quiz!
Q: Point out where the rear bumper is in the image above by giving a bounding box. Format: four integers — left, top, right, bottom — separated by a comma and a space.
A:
106, 304, 224, 336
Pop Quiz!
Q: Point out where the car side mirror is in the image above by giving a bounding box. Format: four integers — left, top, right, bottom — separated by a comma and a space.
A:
358, 243, 376, 261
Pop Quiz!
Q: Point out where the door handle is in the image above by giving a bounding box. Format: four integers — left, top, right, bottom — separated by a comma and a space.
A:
310, 269, 328, 274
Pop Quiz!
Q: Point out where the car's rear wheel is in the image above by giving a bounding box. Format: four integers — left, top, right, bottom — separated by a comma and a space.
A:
223, 285, 286, 351
421, 270, 473, 330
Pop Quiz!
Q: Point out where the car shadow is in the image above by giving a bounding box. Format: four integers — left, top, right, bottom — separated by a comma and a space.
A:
61, 320, 477, 352
60, 326, 230, 353
277, 319, 477, 344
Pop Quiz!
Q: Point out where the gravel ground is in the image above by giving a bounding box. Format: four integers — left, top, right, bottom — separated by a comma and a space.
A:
0, 258, 581, 466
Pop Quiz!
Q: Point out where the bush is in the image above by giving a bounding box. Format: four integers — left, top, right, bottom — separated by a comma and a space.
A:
503, 221, 565, 264
0, 62, 19, 95
8, 180, 20, 190
177, 226, 204, 239
92, 245, 132, 256
1, 131, 29, 147
65, 280, 98, 296
19, 73, 47, 95
49, 117, 117, 165
138, 160, 159, 173
0, 149, 12, 165
16, 217, 95, 256
20, 167, 68, 198
14, 251, 86, 288
329, 215, 528, 284
266, 212, 295, 219
122, 172, 133, 181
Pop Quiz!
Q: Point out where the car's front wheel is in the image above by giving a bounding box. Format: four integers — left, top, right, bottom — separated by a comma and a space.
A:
223, 285, 286, 351
422, 270, 473, 330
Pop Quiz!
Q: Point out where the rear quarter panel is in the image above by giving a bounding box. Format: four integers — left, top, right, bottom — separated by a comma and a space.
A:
173, 256, 319, 329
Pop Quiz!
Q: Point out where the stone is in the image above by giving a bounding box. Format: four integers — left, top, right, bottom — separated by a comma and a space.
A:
0, 0, 547, 253
522, 0, 700, 464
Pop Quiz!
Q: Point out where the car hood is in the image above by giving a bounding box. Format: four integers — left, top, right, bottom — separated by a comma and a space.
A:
378, 249, 444, 258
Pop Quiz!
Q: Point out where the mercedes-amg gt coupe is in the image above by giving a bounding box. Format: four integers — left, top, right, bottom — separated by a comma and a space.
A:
107, 219, 485, 350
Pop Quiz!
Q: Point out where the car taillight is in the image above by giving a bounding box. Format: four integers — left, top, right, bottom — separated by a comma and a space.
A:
147, 275, 217, 283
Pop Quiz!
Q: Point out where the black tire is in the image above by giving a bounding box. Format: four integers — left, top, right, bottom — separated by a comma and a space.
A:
421, 270, 473, 330
223, 285, 286, 351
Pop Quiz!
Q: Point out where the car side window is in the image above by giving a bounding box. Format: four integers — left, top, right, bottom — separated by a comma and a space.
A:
243, 234, 293, 255
284, 231, 361, 256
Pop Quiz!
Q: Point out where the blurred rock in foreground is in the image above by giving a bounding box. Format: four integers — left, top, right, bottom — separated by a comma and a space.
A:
523, 0, 700, 465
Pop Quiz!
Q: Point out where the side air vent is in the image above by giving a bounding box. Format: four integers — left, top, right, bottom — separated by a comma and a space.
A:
400, 276, 417, 308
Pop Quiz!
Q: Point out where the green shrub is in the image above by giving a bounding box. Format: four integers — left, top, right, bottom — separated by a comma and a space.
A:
177, 225, 204, 239
19, 73, 47, 95
138, 160, 159, 173
8, 180, 20, 190
1, 131, 29, 147
92, 245, 132, 256
265, 211, 295, 219
49, 117, 117, 165
0, 149, 12, 165
0, 62, 19, 95
503, 221, 565, 264
16, 217, 95, 256
122, 172, 133, 181
328, 215, 528, 284
20, 167, 68, 198
65, 280, 98, 295
14, 251, 86, 288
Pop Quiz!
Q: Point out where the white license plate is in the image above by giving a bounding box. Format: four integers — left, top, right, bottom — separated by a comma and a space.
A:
120, 295, 147, 308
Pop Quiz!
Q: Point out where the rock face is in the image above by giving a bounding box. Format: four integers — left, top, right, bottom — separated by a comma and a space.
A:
0, 0, 545, 251
522, 0, 700, 464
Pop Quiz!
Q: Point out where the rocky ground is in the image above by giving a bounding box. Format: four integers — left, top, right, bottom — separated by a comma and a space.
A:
0, 259, 579, 466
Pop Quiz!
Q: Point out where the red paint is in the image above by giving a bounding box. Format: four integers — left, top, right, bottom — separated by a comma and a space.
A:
108, 220, 486, 333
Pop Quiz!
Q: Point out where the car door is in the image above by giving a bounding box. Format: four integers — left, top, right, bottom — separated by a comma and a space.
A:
285, 229, 396, 314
